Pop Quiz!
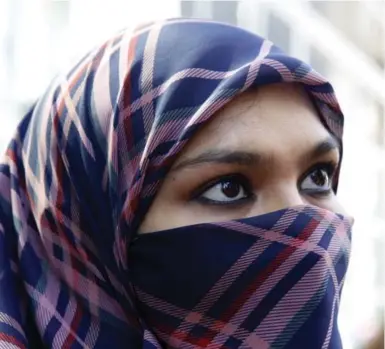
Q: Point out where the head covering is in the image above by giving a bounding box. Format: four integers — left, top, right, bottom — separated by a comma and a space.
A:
0, 18, 349, 348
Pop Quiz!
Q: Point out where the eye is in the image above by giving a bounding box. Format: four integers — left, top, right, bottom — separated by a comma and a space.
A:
194, 175, 252, 205
300, 163, 336, 195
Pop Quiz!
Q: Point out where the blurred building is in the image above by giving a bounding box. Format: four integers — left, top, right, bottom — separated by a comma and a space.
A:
0, 1, 384, 348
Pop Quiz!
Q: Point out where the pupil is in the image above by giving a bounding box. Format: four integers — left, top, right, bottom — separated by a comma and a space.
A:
221, 181, 240, 198
311, 170, 328, 186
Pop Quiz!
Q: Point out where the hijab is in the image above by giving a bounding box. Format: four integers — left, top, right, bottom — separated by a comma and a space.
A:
0, 19, 350, 348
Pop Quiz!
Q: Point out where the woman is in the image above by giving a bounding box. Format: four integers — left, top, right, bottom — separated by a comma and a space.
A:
0, 19, 352, 348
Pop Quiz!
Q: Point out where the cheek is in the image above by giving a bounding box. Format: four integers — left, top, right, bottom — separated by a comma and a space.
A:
140, 197, 252, 233
139, 190, 205, 233
307, 195, 347, 216
139, 176, 193, 233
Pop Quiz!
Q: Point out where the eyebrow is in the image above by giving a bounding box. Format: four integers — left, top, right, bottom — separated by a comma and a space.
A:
170, 136, 340, 172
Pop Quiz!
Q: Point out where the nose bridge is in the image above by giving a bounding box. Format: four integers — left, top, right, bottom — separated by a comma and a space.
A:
258, 182, 305, 214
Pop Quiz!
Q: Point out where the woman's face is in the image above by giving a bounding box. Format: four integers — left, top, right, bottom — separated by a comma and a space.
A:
140, 83, 345, 233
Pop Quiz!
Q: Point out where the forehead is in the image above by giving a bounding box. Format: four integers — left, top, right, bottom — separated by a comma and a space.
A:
175, 83, 331, 161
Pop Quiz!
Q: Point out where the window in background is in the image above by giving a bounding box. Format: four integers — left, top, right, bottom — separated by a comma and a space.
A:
180, 0, 194, 18
376, 169, 385, 218
47, 0, 70, 72
373, 103, 384, 221
266, 12, 290, 53
180, 0, 212, 19
48, 0, 70, 34
181, 0, 238, 24
1, 0, 20, 103
373, 231, 385, 308
375, 105, 385, 147
212, 1, 238, 26
309, 46, 329, 77
309, 1, 328, 15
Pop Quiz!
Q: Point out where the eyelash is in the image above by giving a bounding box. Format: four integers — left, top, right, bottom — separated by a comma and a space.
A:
299, 161, 337, 195
190, 161, 338, 205
190, 174, 254, 206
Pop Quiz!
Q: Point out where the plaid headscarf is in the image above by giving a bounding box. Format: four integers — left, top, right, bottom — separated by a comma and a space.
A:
0, 19, 349, 348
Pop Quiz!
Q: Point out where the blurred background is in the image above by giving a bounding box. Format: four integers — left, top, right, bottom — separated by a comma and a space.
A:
0, 0, 384, 348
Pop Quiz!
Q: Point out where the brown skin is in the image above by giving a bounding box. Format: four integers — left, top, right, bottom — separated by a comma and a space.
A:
140, 83, 346, 234
365, 332, 384, 349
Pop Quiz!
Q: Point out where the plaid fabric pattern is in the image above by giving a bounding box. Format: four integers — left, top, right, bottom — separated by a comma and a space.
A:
129, 206, 352, 349
0, 19, 345, 348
